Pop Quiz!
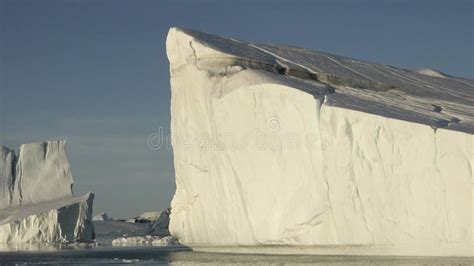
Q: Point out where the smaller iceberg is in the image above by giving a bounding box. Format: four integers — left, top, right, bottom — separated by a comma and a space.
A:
0, 140, 95, 243
93, 212, 112, 221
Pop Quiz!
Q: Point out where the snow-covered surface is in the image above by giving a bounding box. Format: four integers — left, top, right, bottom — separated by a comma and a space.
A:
0, 141, 94, 243
414, 68, 448, 78
168, 28, 474, 134
111, 235, 179, 246
93, 213, 112, 221
166, 28, 473, 256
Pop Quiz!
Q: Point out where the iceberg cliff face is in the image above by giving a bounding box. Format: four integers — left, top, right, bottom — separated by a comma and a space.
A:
166, 28, 473, 256
1, 141, 74, 208
15, 141, 74, 207
0, 141, 94, 243
0, 193, 94, 243
0, 146, 15, 210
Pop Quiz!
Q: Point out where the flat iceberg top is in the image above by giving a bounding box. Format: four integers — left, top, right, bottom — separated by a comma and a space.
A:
168, 28, 474, 134
0, 192, 93, 225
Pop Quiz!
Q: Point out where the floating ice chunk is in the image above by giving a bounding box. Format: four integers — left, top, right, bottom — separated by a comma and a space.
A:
111, 235, 179, 246
122, 259, 140, 263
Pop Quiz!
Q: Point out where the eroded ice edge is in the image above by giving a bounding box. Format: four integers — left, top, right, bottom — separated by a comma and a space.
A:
170, 28, 474, 134
0, 141, 94, 244
166, 27, 473, 257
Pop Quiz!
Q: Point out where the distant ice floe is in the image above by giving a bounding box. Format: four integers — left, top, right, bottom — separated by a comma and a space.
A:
94, 209, 171, 239
111, 235, 179, 246
93, 212, 112, 221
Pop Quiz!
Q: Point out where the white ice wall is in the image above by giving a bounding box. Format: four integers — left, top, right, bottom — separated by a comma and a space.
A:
0, 193, 94, 243
12, 141, 74, 207
0, 146, 15, 209
0, 141, 74, 209
166, 28, 473, 256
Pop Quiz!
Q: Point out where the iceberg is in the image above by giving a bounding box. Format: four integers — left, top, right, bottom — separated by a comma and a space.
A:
0, 141, 94, 243
127, 211, 164, 223
93, 212, 112, 221
111, 235, 179, 247
93, 220, 150, 238
147, 209, 171, 236
166, 28, 473, 256
134, 211, 168, 223
128, 210, 171, 235
92, 210, 170, 238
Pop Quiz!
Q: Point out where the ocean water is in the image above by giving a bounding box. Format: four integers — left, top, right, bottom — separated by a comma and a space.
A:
0, 245, 472, 265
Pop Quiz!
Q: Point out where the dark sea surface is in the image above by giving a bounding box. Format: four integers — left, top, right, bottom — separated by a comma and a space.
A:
0, 245, 472, 266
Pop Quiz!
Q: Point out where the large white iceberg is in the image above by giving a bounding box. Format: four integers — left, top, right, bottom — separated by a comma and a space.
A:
0, 141, 94, 243
166, 28, 473, 256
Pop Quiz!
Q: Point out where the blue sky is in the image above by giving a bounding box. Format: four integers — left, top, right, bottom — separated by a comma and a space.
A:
1, 0, 472, 218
